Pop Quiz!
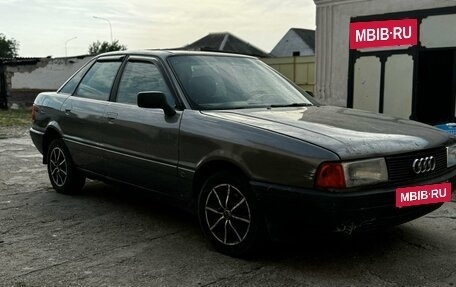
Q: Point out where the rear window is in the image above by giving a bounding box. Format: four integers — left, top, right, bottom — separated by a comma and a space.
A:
74, 61, 122, 101
58, 60, 94, 95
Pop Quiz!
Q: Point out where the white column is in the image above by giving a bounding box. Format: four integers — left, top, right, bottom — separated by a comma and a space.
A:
314, 0, 366, 106
314, 1, 336, 104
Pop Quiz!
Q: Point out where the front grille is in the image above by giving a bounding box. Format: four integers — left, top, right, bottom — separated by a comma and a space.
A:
385, 147, 447, 182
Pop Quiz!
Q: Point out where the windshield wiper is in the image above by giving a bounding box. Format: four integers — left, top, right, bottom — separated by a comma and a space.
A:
269, 103, 313, 108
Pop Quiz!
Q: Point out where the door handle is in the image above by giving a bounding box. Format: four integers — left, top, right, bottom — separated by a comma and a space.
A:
106, 112, 118, 121
62, 102, 72, 115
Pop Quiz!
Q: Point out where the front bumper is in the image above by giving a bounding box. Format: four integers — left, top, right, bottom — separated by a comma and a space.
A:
251, 169, 456, 241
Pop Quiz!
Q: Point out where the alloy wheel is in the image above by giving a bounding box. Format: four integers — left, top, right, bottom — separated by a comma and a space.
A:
204, 183, 251, 246
49, 147, 68, 187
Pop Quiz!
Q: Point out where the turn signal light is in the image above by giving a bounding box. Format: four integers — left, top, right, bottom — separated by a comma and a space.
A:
315, 162, 346, 189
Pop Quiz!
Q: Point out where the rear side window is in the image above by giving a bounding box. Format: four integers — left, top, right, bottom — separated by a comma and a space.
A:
116, 61, 174, 106
74, 61, 121, 101
58, 61, 93, 95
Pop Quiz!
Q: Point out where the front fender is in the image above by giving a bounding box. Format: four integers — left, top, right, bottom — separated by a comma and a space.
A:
179, 110, 339, 189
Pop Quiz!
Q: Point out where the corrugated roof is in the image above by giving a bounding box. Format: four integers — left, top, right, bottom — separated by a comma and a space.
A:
182, 32, 270, 58
0, 57, 40, 65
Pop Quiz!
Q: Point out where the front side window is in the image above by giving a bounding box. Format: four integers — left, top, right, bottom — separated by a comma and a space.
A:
74, 61, 121, 101
116, 61, 174, 106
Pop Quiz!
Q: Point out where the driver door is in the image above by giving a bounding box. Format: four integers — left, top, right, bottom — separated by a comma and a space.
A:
102, 56, 182, 196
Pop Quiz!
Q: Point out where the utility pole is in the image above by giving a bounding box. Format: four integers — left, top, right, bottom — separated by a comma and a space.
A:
65, 36, 77, 58
93, 16, 113, 42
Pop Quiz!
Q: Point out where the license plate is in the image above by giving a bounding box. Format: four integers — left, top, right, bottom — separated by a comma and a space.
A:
396, 182, 452, 208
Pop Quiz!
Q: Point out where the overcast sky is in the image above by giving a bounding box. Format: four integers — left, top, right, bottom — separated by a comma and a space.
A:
0, 0, 316, 57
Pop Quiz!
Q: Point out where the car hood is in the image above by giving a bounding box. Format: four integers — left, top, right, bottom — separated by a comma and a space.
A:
202, 106, 453, 160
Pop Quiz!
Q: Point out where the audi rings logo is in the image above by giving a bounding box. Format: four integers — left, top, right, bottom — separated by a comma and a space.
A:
412, 156, 436, 174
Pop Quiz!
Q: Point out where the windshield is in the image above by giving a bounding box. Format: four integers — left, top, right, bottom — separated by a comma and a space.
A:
168, 55, 313, 110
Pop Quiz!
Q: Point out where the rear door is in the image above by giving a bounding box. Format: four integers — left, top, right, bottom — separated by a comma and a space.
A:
102, 56, 182, 196
60, 56, 123, 174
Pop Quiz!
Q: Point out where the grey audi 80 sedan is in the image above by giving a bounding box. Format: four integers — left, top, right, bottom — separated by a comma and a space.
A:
30, 50, 456, 256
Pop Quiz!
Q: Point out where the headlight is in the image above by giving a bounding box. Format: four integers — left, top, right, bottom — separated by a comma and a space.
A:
447, 144, 456, 167
342, 158, 388, 187
316, 158, 388, 189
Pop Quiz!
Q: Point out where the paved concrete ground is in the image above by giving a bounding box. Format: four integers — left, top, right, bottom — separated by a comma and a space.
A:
1, 128, 456, 287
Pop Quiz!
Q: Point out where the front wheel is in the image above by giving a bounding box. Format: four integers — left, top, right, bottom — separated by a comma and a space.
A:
197, 171, 264, 257
47, 139, 85, 194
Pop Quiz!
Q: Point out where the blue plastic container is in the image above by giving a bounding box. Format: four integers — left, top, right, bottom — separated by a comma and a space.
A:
435, 123, 456, 135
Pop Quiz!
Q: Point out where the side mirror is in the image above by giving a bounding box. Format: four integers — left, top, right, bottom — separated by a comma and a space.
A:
137, 91, 176, 116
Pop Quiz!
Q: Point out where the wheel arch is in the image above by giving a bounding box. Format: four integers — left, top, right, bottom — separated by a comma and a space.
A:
42, 123, 63, 164
194, 158, 267, 256
192, 159, 251, 201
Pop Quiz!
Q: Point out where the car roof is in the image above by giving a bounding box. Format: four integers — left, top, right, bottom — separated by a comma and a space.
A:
96, 49, 257, 60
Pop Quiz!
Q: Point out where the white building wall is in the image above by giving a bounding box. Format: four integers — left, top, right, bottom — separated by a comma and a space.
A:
313, 0, 456, 106
8, 56, 92, 90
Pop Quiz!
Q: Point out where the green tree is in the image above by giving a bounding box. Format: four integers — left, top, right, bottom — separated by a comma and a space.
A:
0, 34, 19, 58
88, 40, 127, 55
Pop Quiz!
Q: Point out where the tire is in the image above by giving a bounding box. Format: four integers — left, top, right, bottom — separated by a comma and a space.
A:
47, 139, 85, 194
197, 171, 264, 257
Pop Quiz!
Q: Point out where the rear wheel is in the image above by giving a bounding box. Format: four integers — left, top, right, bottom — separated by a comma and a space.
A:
47, 139, 85, 194
197, 171, 264, 257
